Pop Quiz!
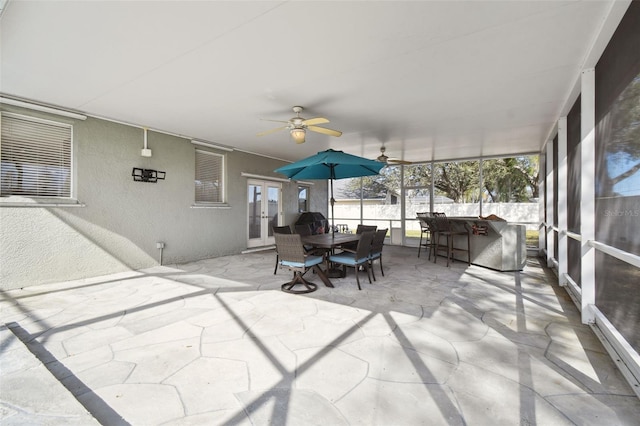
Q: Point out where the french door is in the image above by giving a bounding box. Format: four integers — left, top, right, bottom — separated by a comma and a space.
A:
247, 179, 282, 248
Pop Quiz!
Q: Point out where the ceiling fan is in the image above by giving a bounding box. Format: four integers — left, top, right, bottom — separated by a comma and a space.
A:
376, 145, 412, 165
257, 106, 342, 144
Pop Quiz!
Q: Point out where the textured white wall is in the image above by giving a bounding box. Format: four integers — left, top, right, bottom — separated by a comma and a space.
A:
0, 105, 327, 288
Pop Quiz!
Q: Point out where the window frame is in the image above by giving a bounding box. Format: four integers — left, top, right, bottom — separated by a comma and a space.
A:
297, 184, 310, 213
0, 112, 74, 200
194, 148, 225, 205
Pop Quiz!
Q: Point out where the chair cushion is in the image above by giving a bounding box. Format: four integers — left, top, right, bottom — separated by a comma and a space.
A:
369, 252, 381, 260
329, 252, 368, 266
281, 255, 323, 268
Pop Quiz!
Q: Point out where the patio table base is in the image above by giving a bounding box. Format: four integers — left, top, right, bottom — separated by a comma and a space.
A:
327, 268, 346, 278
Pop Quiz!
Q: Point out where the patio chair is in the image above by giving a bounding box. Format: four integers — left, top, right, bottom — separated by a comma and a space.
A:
340, 224, 377, 251
329, 230, 375, 290
294, 222, 329, 257
357, 224, 377, 233
432, 212, 470, 267
272, 225, 292, 275
274, 233, 324, 294
416, 212, 435, 260
369, 229, 388, 281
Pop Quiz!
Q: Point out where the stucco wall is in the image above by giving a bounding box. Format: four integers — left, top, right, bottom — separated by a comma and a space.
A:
0, 105, 327, 288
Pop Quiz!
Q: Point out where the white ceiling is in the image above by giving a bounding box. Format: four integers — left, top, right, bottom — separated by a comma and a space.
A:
0, 1, 624, 164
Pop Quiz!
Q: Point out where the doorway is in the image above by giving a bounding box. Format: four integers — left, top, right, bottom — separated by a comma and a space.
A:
247, 179, 282, 248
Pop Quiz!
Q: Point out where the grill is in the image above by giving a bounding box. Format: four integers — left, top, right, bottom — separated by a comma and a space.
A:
295, 212, 329, 235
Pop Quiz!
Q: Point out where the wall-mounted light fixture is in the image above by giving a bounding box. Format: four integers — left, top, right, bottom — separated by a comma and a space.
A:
290, 128, 306, 144
132, 168, 165, 182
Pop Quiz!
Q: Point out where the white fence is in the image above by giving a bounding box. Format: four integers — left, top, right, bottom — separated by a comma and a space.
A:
332, 203, 540, 234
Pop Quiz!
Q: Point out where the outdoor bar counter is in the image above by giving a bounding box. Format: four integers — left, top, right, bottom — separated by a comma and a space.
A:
447, 217, 527, 271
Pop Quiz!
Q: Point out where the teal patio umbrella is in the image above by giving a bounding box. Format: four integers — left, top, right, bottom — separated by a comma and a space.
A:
274, 149, 384, 233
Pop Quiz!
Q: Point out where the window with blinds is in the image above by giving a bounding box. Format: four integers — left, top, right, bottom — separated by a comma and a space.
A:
195, 149, 224, 203
1, 113, 72, 198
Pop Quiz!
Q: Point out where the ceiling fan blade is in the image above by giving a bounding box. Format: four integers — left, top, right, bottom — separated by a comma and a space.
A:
257, 126, 287, 136
302, 117, 329, 126
307, 125, 342, 137
388, 159, 413, 165
260, 119, 290, 124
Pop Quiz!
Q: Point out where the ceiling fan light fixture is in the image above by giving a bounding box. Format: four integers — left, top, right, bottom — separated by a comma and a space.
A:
291, 128, 306, 144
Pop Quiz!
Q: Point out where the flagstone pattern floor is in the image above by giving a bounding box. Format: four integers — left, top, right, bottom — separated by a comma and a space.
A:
1, 246, 639, 425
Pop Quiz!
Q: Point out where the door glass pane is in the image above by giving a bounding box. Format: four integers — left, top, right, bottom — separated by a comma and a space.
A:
298, 186, 309, 213
267, 186, 279, 237
248, 184, 262, 239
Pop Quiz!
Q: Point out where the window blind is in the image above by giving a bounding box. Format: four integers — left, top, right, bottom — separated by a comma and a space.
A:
195, 149, 224, 203
1, 114, 72, 197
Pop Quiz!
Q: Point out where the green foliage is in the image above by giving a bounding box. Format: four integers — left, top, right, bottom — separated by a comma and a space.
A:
342, 156, 540, 203
609, 74, 640, 158
404, 164, 432, 187
483, 156, 539, 202
598, 73, 640, 196
342, 166, 401, 199
433, 161, 480, 203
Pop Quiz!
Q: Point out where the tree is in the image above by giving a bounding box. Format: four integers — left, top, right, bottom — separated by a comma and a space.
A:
483, 156, 539, 202
340, 156, 540, 204
341, 166, 401, 199
512, 156, 540, 199
434, 161, 480, 203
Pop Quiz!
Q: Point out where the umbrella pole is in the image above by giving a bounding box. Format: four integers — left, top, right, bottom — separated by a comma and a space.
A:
330, 178, 335, 237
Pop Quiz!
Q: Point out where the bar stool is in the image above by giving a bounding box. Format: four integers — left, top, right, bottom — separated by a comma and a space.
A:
416, 212, 434, 259
432, 212, 470, 267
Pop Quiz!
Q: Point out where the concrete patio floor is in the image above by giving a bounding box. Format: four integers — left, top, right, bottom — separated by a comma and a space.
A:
1, 245, 639, 425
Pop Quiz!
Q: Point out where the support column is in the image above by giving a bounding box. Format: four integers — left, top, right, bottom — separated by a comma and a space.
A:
581, 68, 596, 324
538, 152, 546, 256
546, 140, 555, 268
400, 164, 406, 245
557, 117, 568, 285
479, 158, 484, 217
430, 161, 435, 213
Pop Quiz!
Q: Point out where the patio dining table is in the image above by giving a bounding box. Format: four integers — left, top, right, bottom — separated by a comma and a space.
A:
301, 233, 361, 283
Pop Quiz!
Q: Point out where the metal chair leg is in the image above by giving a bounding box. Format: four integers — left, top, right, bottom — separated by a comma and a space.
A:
427, 233, 435, 261
281, 272, 318, 294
